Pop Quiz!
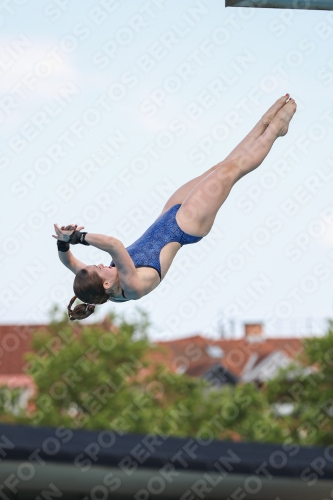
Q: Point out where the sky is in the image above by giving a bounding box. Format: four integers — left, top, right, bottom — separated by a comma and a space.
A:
1, 0, 333, 340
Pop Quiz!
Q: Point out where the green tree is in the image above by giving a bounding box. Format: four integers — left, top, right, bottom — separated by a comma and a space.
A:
266, 320, 333, 445
0, 386, 23, 423
0, 307, 285, 443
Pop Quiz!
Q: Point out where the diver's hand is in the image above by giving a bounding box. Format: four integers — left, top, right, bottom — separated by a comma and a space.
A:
52, 223, 85, 242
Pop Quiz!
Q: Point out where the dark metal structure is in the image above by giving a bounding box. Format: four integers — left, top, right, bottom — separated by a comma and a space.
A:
226, 0, 333, 10
0, 423, 332, 499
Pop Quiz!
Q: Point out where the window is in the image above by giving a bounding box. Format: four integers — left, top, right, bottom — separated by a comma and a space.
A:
206, 345, 224, 358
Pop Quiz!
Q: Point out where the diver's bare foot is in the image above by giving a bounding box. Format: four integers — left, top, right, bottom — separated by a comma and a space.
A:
261, 95, 290, 127
269, 98, 297, 137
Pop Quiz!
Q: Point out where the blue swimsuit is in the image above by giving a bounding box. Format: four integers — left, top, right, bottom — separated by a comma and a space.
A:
110, 204, 202, 302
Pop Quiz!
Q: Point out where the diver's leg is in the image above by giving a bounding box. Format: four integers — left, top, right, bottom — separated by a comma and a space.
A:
176, 99, 297, 236
158, 95, 290, 216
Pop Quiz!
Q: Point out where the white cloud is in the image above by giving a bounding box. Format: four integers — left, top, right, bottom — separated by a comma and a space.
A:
0, 38, 114, 130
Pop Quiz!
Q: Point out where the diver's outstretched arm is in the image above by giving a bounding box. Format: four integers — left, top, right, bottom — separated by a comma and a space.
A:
53, 223, 121, 255
85, 233, 140, 292
53, 224, 88, 274
58, 250, 87, 275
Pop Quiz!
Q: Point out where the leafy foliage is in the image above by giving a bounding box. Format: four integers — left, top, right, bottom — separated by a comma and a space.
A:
266, 320, 333, 445
1, 309, 332, 444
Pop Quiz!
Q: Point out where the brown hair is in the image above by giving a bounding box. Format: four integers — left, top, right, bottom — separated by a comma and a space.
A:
67, 268, 115, 321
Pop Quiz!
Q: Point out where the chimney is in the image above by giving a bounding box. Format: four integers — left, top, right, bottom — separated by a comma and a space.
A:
244, 323, 264, 342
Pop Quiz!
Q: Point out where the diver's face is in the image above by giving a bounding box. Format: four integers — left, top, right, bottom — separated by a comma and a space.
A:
86, 264, 118, 291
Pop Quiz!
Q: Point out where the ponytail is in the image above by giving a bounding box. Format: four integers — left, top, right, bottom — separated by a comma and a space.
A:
67, 295, 96, 321
68, 267, 114, 321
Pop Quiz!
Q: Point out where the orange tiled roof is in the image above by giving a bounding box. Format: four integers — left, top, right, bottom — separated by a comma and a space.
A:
185, 360, 221, 377
0, 325, 47, 375
0, 374, 37, 395
0, 325, 305, 387
155, 335, 304, 377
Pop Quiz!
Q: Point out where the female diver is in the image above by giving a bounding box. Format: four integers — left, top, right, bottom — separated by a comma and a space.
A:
53, 95, 297, 321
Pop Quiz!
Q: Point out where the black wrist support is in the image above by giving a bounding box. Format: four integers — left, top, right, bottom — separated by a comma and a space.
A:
57, 240, 70, 252
69, 230, 90, 246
